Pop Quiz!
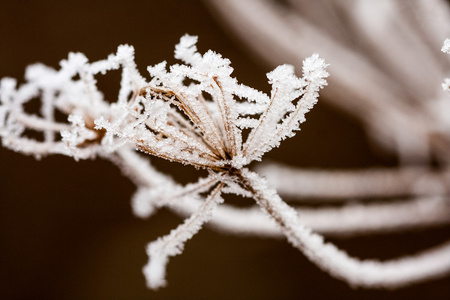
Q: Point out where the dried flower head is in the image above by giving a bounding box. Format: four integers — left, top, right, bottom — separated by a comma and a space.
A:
96, 35, 327, 171
94, 34, 329, 288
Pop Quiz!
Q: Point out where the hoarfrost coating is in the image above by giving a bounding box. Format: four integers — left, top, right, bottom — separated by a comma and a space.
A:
1, 35, 449, 290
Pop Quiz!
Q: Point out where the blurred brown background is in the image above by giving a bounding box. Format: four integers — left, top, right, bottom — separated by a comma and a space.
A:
0, 1, 449, 299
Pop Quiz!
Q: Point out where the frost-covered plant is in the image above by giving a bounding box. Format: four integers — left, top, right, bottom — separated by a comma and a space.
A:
1, 35, 450, 290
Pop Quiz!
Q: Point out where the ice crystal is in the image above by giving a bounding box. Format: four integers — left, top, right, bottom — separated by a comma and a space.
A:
443, 39, 450, 92
442, 38, 450, 54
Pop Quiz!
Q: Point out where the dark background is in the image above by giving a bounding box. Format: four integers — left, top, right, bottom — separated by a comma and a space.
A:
0, 1, 449, 299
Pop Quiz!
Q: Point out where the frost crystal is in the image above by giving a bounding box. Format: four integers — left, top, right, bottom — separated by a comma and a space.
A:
442, 38, 450, 54
1, 35, 449, 291
443, 39, 450, 92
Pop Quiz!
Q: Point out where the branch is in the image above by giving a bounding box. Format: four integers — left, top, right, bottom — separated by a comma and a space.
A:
142, 182, 224, 289
241, 169, 450, 289
112, 150, 450, 237
257, 162, 449, 200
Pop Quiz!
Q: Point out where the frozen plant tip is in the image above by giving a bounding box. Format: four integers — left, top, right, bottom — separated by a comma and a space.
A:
1, 35, 450, 290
